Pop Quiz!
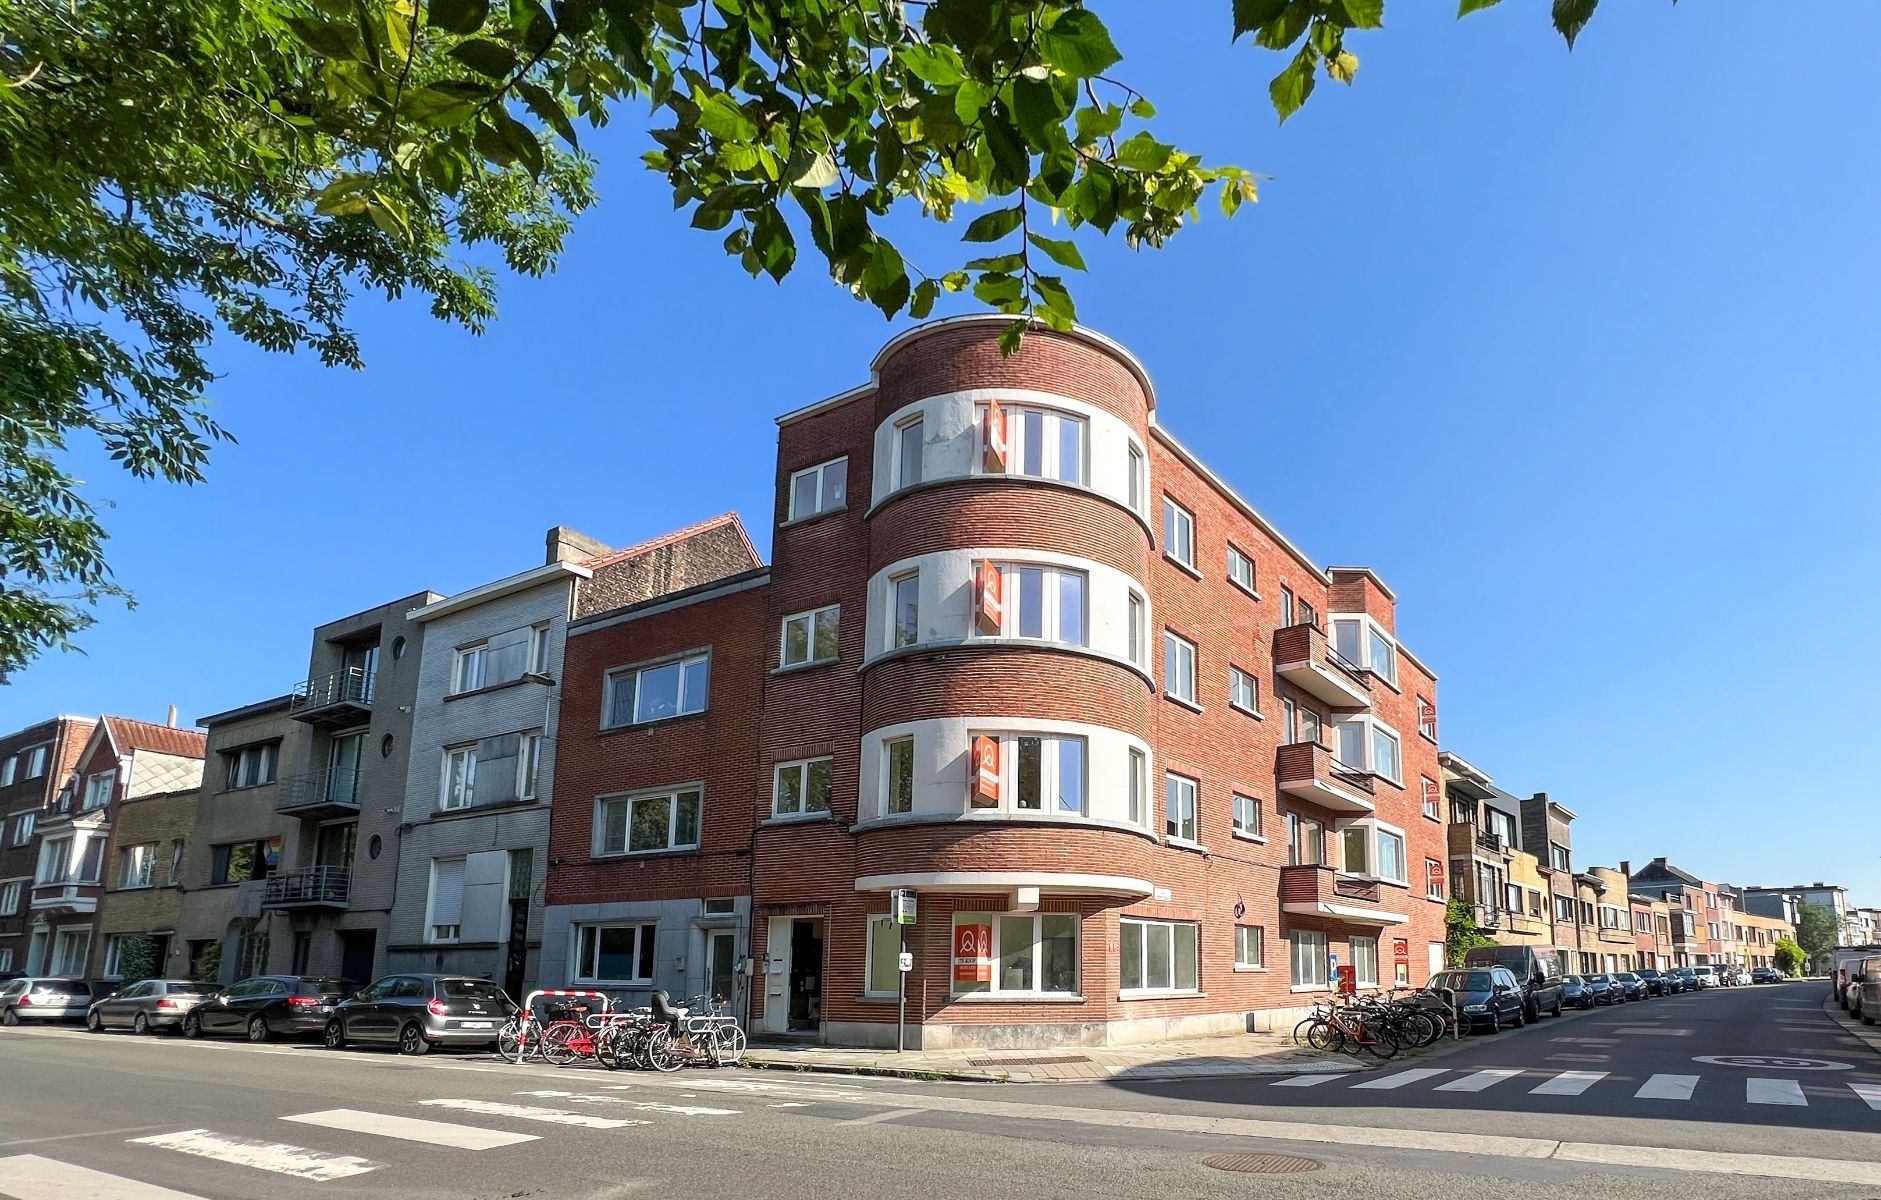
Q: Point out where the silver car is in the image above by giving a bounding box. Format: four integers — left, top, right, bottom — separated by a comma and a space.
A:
0, 976, 95, 1024
87, 979, 218, 1034
324, 974, 515, 1055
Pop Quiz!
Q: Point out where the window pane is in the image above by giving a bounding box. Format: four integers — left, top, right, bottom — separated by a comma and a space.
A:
635, 663, 681, 722
680, 657, 709, 715
887, 739, 913, 814
869, 919, 900, 994
1120, 921, 1143, 990
1369, 629, 1395, 680
1016, 568, 1043, 638
1380, 831, 1405, 881
898, 420, 923, 487
822, 458, 848, 508
1336, 722, 1365, 769
1055, 414, 1082, 483
893, 576, 919, 647
1056, 738, 1084, 814
1041, 915, 1077, 993
675, 791, 700, 847
1343, 827, 1369, 874
601, 799, 628, 853
1015, 737, 1042, 810
1058, 572, 1085, 644
1146, 923, 1172, 990
999, 915, 1034, 991
806, 759, 832, 812
1333, 620, 1361, 664
1372, 728, 1400, 780
776, 766, 801, 815
791, 471, 817, 518
629, 797, 670, 852
596, 927, 637, 979
1174, 925, 1198, 990
1021, 409, 1044, 474
813, 609, 839, 660
783, 617, 809, 665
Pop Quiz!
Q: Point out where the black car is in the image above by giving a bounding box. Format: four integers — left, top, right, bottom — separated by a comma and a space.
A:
1583, 974, 1622, 1005
1561, 975, 1593, 1008
183, 975, 360, 1042
1615, 972, 1650, 1001
324, 974, 515, 1055
1672, 966, 1700, 992
1635, 968, 1672, 996
1751, 966, 1783, 984
1428, 966, 1527, 1033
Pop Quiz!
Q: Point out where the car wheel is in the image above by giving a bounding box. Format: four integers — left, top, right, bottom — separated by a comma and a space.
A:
323, 1018, 347, 1050
1511, 1005, 1526, 1029
1488, 1008, 1502, 1034
86, 1010, 103, 1033
247, 1015, 269, 1043
1524, 1000, 1539, 1025
1, 1008, 17, 1027
1552, 997, 1564, 1018
133, 1013, 150, 1036
182, 1011, 202, 1039
1863, 1013, 1876, 1026
397, 1022, 431, 1056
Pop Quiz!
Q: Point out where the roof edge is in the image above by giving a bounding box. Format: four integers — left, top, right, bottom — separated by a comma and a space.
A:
1150, 424, 1329, 588
410, 560, 592, 624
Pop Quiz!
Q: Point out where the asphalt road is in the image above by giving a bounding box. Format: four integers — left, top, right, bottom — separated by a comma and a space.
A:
1, 980, 1876, 1200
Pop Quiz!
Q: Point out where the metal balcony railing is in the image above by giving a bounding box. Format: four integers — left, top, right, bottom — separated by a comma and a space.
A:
1475, 832, 1505, 854
261, 865, 351, 907
289, 667, 375, 716
275, 767, 362, 815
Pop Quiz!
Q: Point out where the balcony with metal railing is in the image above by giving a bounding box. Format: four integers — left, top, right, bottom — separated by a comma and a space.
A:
1276, 741, 1375, 815
260, 866, 351, 909
275, 767, 362, 820
289, 667, 375, 726
1272, 623, 1372, 709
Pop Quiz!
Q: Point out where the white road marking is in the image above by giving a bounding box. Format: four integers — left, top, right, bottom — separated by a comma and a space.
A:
0, 1154, 207, 1200
1529, 1071, 1606, 1096
1435, 1069, 1524, 1093
513, 1090, 739, 1116
1351, 1069, 1449, 1090
1545, 1054, 1610, 1064
1635, 1073, 1700, 1100
1270, 1074, 1341, 1087
417, 1099, 651, 1130
1847, 1082, 1881, 1110
1746, 1078, 1807, 1106
0, 1125, 170, 1148
767, 1102, 812, 1108
280, 1109, 538, 1149
837, 1108, 923, 1126
128, 1129, 377, 1181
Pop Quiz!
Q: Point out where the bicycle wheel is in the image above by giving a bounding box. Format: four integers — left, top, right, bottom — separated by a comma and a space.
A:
710, 1025, 747, 1066
1291, 1017, 1322, 1047
1397, 1010, 1437, 1048
645, 1027, 686, 1073
1304, 1018, 1342, 1053
1365, 1026, 1400, 1060
542, 1022, 580, 1066
497, 1021, 524, 1063
593, 1025, 624, 1071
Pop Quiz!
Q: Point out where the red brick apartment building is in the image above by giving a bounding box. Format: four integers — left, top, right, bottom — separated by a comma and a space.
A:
543, 317, 1449, 1048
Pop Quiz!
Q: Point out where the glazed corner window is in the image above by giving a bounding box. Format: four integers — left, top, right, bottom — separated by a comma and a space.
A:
1232, 793, 1262, 838
1290, 930, 1329, 988
773, 757, 832, 818
969, 733, 1085, 814
225, 742, 278, 789
528, 623, 552, 675
1126, 592, 1146, 666
889, 572, 920, 649
781, 604, 840, 667
1331, 616, 1398, 685
1229, 666, 1259, 714
788, 456, 848, 521
574, 922, 655, 984
518, 732, 543, 801
1332, 716, 1401, 784
1227, 545, 1256, 594
1127, 444, 1145, 511
116, 842, 157, 889
951, 912, 1079, 996
884, 736, 915, 815
1126, 747, 1148, 826
1161, 497, 1195, 568
895, 416, 924, 488
973, 564, 1086, 645
605, 652, 710, 727
452, 642, 489, 694
1120, 917, 1199, 993
441, 744, 477, 810
596, 786, 702, 856
984, 404, 1086, 484
1162, 631, 1197, 704
1235, 925, 1265, 969
1286, 812, 1324, 866
1163, 772, 1197, 843
82, 770, 114, 811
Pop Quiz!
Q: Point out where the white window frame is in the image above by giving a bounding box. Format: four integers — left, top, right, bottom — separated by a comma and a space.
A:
1161, 497, 1195, 569
1291, 930, 1329, 990
1127, 748, 1147, 827
529, 623, 552, 675
1126, 591, 1146, 667
451, 642, 489, 694
0, 756, 13, 786
1330, 614, 1399, 687
1283, 697, 1322, 747
23, 744, 48, 778
440, 744, 478, 811
1352, 935, 1379, 988
82, 770, 114, 811
967, 733, 1086, 815
0, 879, 22, 916
1286, 811, 1325, 866
0, 948, 11, 973
971, 562, 1087, 646
37, 834, 73, 884
1231, 793, 1262, 840
1337, 818, 1408, 886
1427, 858, 1447, 902
603, 651, 711, 728
1417, 695, 1437, 741
1162, 630, 1197, 705
1127, 444, 1145, 513
1235, 924, 1265, 970
979, 403, 1086, 485
894, 414, 924, 490
883, 735, 914, 816
1330, 714, 1403, 785
1229, 666, 1259, 715
101, 933, 127, 980
226, 742, 278, 790
595, 785, 703, 857
950, 911, 1081, 997
518, 731, 543, 801
780, 604, 841, 668
1163, 772, 1198, 844
571, 922, 656, 985
1227, 544, 1257, 595
773, 756, 833, 818
1119, 917, 1199, 996
787, 456, 848, 521
889, 571, 920, 650
426, 857, 465, 943
1420, 776, 1441, 821
116, 842, 157, 890
51, 927, 91, 977
9, 811, 35, 846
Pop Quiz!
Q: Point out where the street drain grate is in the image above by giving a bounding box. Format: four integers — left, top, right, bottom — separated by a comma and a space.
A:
965, 1054, 1093, 1067
1202, 1153, 1323, 1175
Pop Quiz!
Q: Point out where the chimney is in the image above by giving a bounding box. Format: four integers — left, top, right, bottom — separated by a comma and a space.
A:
1620, 860, 1632, 879
167, 704, 178, 728
545, 525, 612, 565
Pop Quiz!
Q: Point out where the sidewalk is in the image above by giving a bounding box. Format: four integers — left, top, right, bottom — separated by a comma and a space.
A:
741, 1032, 1361, 1084
1822, 992, 1881, 1057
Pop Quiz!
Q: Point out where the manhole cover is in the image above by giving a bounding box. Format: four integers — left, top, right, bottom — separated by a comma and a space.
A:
966, 1054, 1092, 1067
1202, 1153, 1323, 1174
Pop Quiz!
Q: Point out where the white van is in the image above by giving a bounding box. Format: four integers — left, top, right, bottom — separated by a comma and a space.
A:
1857, 956, 1881, 1025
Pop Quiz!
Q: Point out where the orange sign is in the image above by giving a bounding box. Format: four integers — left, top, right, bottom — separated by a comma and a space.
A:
1393, 938, 1410, 963
953, 923, 993, 983
970, 735, 1001, 808
1335, 965, 1357, 995
974, 561, 1003, 634
983, 401, 1009, 471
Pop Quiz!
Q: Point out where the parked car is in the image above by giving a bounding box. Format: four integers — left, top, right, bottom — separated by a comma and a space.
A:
1461, 945, 1566, 1022
0, 977, 93, 1024
1856, 956, 1881, 1026
1428, 966, 1527, 1033
323, 974, 515, 1055
1561, 975, 1593, 1009
1750, 966, 1783, 984
1582, 974, 1623, 1005
1690, 965, 1717, 989
1672, 966, 1699, 992
86, 979, 217, 1034
1615, 972, 1650, 1001
183, 975, 360, 1042
1635, 968, 1673, 996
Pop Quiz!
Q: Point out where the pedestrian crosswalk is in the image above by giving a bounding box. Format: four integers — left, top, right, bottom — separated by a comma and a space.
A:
1269, 1067, 1881, 1110
0, 1091, 743, 1195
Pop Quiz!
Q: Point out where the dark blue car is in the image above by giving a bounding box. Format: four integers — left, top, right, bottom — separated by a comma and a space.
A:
1561, 975, 1593, 1008
1583, 974, 1622, 1005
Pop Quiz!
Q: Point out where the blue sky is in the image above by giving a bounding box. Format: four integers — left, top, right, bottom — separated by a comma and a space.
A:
10, 4, 1877, 905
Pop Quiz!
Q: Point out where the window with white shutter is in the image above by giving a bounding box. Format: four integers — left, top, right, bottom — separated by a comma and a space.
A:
428, 858, 466, 943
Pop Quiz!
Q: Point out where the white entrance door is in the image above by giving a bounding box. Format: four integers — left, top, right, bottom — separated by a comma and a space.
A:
1427, 942, 1444, 978
762, 920, 791, 1035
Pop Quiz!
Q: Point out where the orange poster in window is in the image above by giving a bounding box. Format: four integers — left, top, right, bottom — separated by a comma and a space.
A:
970, 734, 1000, 808
974, 561, 1003, 634
983, 401, 1009, 471
953, 923, 993, 983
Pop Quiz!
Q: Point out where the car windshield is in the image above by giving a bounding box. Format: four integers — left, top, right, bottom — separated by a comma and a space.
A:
1638, 970, 1659, 977
33, 979, 89, 994
297, 979, 353, 996
1587, 975, 1611, 983
168, 982, 218, 995
439, 979, 508, 1002
1564, 976, 1584, 985
1432, 972, 1493, 991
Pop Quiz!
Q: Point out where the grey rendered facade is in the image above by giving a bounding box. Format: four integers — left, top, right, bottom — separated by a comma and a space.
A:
385, 559, 589, 999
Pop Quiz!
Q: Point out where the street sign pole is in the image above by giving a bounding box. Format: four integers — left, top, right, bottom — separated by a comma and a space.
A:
896, 922, 907, 1053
